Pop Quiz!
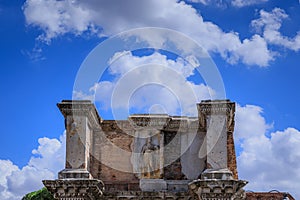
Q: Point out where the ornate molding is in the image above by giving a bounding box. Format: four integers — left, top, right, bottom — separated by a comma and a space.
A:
189, 179, 247, 200
57, 100, 102, 129
129, 114, 171, 130
197, 100, 235, 133
189, 169, 247, 200
198, 100, 235, 115
128, 114, 199, 132
43, 179, 104, 200
100, 191, 196, 200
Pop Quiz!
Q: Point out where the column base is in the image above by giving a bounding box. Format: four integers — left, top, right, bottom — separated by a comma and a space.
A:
189, 169, 248, 200
58, 169, 93, 179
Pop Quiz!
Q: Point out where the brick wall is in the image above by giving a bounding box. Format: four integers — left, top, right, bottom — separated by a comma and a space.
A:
246, 192, 295, 200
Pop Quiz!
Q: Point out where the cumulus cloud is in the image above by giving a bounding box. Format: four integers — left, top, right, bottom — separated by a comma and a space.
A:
0, 160, 19, 200
23, 0, 94, 43
235, 104, 300, 199
228, 34, 274, 66
0, 133, 65, 200
74, 51, 215, 117
251, 8, 300, 51
23, 0, 274, 66
235, 104, 272, 141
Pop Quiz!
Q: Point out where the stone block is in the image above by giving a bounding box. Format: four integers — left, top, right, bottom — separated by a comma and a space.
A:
166, 180, 189, 192
201, 168, 233, 180
139, 179, 167, 192
58, 169, 92, 179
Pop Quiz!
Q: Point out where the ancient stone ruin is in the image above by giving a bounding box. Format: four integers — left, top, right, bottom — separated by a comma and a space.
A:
43, 99, 295, 200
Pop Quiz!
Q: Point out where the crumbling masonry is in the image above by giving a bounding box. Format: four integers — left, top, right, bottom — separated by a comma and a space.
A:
43, 99, 294, 200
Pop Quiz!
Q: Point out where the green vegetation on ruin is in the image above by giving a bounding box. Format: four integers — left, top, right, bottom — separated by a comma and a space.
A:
22, 187, 54, 200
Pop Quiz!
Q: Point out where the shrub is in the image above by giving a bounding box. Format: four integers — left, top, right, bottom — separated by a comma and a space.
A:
22, 187, 54, 200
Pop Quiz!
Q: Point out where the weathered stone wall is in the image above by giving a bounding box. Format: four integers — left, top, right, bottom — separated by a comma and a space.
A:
163, 131, 184, 180
100, 191, 196, 200
180, 129, 206, 180
56, 100, 240, 193
197, 100, 238, 179
93, 121, 191, 187
44, 100, 296, 200
93, 121, 139, 188
246, 192, 295, 200
87, 100, 239, 191
227, 131, 238, 179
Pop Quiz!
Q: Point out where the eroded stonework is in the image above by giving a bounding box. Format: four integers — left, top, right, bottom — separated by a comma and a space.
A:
42, 99, 294, 200
189, 169, 247, 200
43, 179, 104, 200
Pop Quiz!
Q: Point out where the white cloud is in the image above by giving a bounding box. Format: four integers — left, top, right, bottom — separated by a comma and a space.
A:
0, 160, 19, 200
108, 51, 197, 78
186, 0, 269, 7
29, 135, 65, 174
23, 0, 94, 43
185, 0, 230, 7
232, 0, 268, 7
73, 90, 94, 101
0, 133, 65, 199
75, 51, 215, 117
187, 0, 209, 4
229, 34, 274, 66
23, 0, 274, 67
235, 104, 272, 141
235, 104, 300, 199
7, 166, 54, 197
251, 8, 300, 51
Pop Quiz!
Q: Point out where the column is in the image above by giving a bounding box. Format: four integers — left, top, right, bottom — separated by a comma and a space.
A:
43, 100, 104, 200
189, 99, 247, 200
57, 100, 102, 178
197, 99, 237, 177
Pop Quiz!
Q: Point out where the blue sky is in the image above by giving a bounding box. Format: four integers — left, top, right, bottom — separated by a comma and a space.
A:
1, 0, 300, 199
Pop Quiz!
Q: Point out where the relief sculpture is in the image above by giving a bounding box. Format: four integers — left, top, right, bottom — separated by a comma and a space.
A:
141, 137, 160, 178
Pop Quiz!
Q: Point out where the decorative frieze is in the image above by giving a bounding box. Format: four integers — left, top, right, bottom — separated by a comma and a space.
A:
43, 179, 104, 200
58, 100, 102, 129
189, 169, 247, 200
129, 114, 170, 130
198, 100, 235, 115
100, 191, 196, 200
129, 114, 199, 132
197, 99, 235, 132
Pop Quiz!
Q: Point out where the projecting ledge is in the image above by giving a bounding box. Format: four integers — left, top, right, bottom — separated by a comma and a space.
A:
43, 179, 104, 200
189, 169, 248, 200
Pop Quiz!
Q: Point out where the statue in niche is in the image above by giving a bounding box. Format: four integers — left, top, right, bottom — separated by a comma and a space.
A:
141, 137, 160, 178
